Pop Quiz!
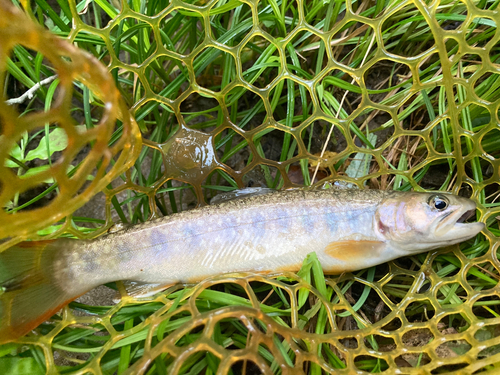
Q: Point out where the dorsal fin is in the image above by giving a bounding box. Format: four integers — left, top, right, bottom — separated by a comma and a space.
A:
322, 181, 360, 190
210, 187, 276, 205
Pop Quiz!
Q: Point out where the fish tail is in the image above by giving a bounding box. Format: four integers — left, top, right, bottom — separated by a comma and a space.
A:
0, 240, 78, 344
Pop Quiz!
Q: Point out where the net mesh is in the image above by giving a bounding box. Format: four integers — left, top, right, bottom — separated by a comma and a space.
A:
1, 0, 500, 373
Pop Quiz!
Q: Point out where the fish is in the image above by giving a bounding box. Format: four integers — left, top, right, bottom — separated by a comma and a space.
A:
0, 188, 484, 343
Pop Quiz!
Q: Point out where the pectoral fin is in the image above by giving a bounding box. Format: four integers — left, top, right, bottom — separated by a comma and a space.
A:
324, 240, 385, 262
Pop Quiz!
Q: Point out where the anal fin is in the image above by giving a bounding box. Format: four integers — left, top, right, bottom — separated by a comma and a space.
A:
114, 281, 172, 303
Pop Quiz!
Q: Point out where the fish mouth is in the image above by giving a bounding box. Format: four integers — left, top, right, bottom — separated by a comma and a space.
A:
438, 205, 484, 241
457, 209, 475, 223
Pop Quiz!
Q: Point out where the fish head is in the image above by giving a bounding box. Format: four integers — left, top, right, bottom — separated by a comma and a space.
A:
374, 191, 484, 252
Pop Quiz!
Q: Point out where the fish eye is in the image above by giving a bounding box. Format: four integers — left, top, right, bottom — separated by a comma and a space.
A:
429, 195, 449, 211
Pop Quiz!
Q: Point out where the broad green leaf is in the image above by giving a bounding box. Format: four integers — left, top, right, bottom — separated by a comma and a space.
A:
19, 165, 53, 182
25, 128, 68, 161
4, 143, 23, 168
474, 325, 499, 342
0, 343, 18, 358
447, 341, 472, 356
0, 358, 44, 375
20, 165, 87, 183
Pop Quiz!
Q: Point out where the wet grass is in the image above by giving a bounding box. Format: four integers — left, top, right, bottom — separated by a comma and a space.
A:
2, 0, 500, 373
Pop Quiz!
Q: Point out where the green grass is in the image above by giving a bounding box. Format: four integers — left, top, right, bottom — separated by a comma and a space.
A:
2, 0, 500, 373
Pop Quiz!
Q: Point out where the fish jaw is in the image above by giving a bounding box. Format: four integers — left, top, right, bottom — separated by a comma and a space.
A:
433, 220, 485, 245
433, 201, 485, 244
392, 221, 484, 253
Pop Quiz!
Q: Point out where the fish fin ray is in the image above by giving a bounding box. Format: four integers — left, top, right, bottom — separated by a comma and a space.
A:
0, 240, 77, 344
116, 281, 171, 302
210, 187, 276, 205
324, 240, 385, 263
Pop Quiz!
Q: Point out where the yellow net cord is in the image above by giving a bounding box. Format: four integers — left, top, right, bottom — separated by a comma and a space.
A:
1, 0, 500, 373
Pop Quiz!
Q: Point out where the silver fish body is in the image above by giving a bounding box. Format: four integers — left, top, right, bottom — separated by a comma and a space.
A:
0, 189, 484, 343
57, 189, 482, 295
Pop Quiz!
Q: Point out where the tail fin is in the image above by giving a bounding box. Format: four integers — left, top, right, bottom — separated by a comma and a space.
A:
0, 240, 79, 344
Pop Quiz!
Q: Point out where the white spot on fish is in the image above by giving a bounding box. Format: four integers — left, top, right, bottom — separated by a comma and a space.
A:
256, 245, 265, 254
